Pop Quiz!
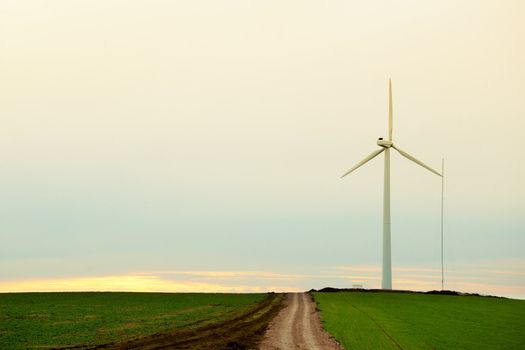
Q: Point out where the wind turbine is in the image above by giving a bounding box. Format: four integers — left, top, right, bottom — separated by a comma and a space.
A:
341, 79, 442, 290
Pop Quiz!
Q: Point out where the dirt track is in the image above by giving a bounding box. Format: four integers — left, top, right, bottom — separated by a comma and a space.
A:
259, 293, 343, 350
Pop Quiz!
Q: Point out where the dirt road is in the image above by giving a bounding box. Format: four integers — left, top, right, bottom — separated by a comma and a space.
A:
259, 293, 343, 350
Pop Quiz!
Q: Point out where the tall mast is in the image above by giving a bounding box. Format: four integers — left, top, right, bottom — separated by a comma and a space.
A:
441, 158, 445, 290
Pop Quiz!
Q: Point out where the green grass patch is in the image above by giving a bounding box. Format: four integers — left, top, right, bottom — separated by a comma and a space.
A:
313, 291, 525, 350
0, 292, 266, 349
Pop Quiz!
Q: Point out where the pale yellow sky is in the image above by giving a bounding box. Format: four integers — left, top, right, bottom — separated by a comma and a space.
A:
1, 0, 524, 297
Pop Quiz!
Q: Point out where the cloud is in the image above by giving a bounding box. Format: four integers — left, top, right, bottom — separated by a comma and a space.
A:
0, 275, 262, 293
147, 270, 313, 280
0, 272, 307, 293
335, 258, 525, 299
2, 258, 524, 299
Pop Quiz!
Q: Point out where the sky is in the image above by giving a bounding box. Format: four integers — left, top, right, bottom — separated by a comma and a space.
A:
1, 0, 524, 298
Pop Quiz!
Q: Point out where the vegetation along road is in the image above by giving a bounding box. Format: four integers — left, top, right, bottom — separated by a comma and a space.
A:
312, 290, 525, 350
2, 290, 524, 349
0, 292, 281, 349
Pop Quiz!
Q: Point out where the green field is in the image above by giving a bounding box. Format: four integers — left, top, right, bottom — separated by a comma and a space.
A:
0, 292, 266, 349
313, 291, 525, 350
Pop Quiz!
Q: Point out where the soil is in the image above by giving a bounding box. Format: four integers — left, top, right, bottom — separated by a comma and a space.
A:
85, 293, 284, 350
259, 293, 343, 350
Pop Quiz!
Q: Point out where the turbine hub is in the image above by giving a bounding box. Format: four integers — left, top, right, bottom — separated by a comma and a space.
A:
377, 138, 393, 148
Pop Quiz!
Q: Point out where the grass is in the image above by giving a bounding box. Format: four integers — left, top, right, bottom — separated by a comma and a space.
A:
313, 291, 525, 350
0, 292, 266, 349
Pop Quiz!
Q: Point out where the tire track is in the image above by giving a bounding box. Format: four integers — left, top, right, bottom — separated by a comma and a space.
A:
350, 304, 403, 350
58, 293, 284, 350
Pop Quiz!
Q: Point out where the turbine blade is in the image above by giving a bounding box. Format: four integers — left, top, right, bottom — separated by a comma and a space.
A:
389, 79, 393, 141
341, 148, 385, 178
392, 145, 442, 177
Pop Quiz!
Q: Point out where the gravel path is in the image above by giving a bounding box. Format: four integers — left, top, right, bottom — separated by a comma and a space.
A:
259, 293, 343, 350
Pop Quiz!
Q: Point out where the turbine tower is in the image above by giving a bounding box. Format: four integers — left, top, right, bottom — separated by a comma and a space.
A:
341, 79, 442, 290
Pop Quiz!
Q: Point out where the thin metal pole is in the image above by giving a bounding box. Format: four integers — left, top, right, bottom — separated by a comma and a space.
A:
441, 158, 445, 290
382, 148, 392, 290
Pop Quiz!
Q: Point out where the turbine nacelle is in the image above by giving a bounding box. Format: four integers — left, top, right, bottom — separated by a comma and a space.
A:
377, 138, 393, 148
